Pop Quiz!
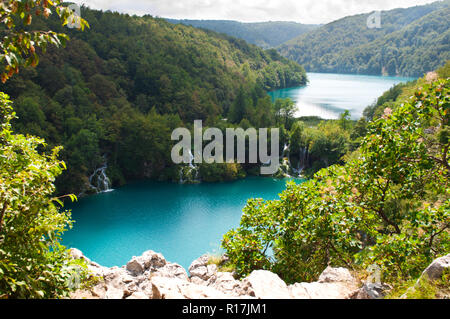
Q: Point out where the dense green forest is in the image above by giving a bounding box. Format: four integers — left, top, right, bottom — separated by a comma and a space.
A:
0, 7, 307, 195
278, 1, 450, 76
166, 20, 319, 49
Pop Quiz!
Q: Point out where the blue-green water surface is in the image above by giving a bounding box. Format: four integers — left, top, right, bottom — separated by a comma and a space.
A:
63, 177, 302, 269
269, 73, 416, 119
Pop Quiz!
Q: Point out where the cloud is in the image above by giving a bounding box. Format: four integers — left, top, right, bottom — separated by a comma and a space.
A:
76, 0, 441, 24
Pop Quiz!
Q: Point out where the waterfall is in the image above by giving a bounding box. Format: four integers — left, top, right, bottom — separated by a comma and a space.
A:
287, 146, 308, 177
282, 144, 289, 158
299, 147, 308, 173
179, 150, 200, 184
188, 149, 195, 169
89, 159, 113, 193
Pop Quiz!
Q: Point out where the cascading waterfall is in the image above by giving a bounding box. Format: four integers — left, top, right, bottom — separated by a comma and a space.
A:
282, 144, 289, 158
179, 150, 200, 184
298, 147, 308, 173
89, 158, 113, 193
287, 146, 309, 177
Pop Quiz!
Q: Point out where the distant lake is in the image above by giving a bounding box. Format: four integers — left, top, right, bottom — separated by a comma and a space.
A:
63, 177, 303, 270
269, 73, 416, 120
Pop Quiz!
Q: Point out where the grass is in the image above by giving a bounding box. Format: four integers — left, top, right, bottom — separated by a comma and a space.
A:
386, 269, 450, 299
207, 254, 236, 274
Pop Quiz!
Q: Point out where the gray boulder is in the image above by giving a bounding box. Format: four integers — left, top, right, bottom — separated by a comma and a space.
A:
188, 255, 219, 282
126, 250, 167, 275
421, 254, 450, 281
355, 283, 392, 299
154, 263, 189, 281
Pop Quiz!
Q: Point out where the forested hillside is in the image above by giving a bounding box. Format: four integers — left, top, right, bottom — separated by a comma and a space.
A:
0, 7, 307, 195
278, 1, 450, 76
166, 19, 319, 49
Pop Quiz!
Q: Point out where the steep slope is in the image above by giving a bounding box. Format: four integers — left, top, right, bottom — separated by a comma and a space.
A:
166, 19, 319, 49
331, 7, 450, 76
0, 7, 307, 194
278, 1, 449, 76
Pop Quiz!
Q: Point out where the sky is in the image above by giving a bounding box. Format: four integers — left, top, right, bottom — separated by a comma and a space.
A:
75, 0, 441, 24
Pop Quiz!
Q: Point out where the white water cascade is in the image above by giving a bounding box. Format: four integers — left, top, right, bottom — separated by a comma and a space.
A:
179, 150, 200, 184
294, 147, 309, 176
285, 145, 309, 178
282, 144, 289, 158
89, 160, 113, 193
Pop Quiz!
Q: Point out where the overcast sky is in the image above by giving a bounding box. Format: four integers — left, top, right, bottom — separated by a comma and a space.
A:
75, 0, 442, 24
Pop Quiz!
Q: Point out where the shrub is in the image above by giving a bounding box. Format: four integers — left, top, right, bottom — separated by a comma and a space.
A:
0, 93, 88, 298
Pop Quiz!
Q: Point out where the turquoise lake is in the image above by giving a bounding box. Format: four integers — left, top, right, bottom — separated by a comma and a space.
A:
63, 177, 302, 269
269, 73, 416, 119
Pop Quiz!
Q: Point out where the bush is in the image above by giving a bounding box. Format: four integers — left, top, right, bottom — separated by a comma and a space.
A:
0, 93, 88, 298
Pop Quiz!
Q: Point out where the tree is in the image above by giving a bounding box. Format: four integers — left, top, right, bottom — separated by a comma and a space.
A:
0, 0, 89, 298
274, 98, 296, 128
289, 121, 305, 155
338, 110, 352, 131
228, 86, 252, 124
0, 0, 89, 82
0, 93, 90, 298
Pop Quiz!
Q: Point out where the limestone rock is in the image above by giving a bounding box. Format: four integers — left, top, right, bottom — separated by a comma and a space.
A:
188, 255, 218, 282
241, 270, 291, 299
421, 254, 450, 281
318, 267, 356, 284
154, 263, 189, 281
70, 249, 371, 300
151, 276, 229, 299
290, 282, 357, 299
90, 283, 107, 299
355, 283, 392, 299
105, 286, 124, 299
126, 250, 167, 275
126, 292, 149, 299
289, 267, 359, 299
103, 267, 133, 290
126, 258, 145, 275
212, 272, 242, 296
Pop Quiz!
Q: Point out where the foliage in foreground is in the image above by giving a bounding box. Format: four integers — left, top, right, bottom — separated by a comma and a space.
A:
0, 0, 88, 82
0, 93, 88, 298
0, 1, 89, 298
222, 79, 450, 285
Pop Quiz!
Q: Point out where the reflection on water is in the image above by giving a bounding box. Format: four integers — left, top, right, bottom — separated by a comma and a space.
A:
269, 73, 416, 120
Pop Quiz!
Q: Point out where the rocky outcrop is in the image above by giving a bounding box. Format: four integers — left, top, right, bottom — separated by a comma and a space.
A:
398, 254, 450, 299
420, 254, 450, 281
70, 249, 366, 299
354, 283, 392, 299
289, 267, 359, 299
241, 270, 291, 299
